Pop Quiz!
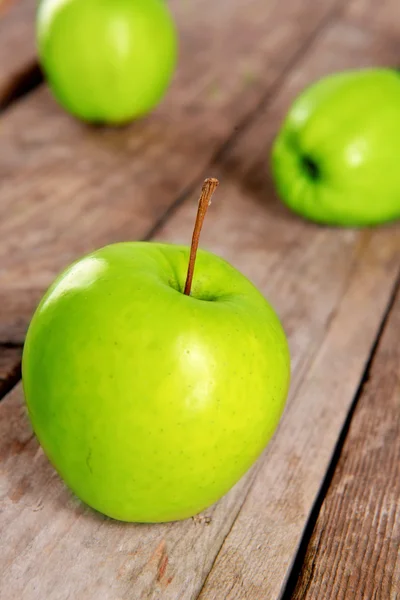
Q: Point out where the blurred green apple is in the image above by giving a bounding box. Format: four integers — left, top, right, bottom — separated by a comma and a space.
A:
37, 0, 177, 124
272, 68, 400, 226
22, 181, 290, 523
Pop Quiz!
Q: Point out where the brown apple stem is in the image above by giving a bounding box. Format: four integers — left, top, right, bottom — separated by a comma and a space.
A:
184, 177, 219, 296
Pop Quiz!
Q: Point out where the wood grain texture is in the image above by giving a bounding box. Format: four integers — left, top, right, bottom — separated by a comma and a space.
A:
1, 21, 400, 597
0, 0, 37, 106
344, 0, 400, 36
292, 286, 400, 600
0, 0, 340, 344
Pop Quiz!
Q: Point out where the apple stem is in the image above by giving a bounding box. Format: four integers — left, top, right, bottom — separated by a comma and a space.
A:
184, 177, 219, 296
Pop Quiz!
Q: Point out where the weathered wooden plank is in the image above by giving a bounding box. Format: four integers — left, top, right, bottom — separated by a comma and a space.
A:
1, 18, 399, 600
344, 0, 400, 36
0, 345, 21, 397
0, 0, 340, 344
292, 286, 400, 600
0, 0, 38, 107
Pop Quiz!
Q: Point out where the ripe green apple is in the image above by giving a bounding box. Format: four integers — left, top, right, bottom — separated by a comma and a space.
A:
37, 0, 177, 124
22, 242, 290, 522
272, 68, 400, 226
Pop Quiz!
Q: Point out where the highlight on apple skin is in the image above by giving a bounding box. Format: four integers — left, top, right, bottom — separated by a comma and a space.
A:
271, 68, 400, 227
37, 0, 178, 124
22, 242, 290, 523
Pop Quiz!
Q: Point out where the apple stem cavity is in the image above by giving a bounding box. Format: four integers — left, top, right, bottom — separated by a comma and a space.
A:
184, 177, 219, 296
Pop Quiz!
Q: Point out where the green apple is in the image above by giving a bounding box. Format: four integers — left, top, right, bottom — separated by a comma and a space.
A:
37, 0, 177, 124
272, 68, 400, 226
22, 182, 290, 523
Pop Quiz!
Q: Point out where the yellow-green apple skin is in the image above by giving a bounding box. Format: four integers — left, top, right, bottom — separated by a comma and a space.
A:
22, 242, 290, 523
272, 68, 400, 226
37, 0, 177, 124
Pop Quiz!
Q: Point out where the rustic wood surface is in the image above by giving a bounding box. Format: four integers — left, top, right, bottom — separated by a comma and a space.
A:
344, 0, 400, 36
292, 286, 400, 600
0, 0, 37, 108
0, 0, 399, 599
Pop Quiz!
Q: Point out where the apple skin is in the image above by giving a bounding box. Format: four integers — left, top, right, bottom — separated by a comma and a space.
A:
22, 242, 290, 523
272, 68, 400, 226
37, 0, 177, 124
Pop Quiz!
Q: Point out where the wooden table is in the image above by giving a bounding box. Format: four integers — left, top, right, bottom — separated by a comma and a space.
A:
0, 1, 399, 598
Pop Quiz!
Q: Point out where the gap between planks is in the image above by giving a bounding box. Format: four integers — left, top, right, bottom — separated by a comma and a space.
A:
0, 345, 22, 400
0, 0, 40, 109
281, 268, 400, 599
143, 6, 345, 243
291, 275, 400, 599
0, 61, 43, 112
